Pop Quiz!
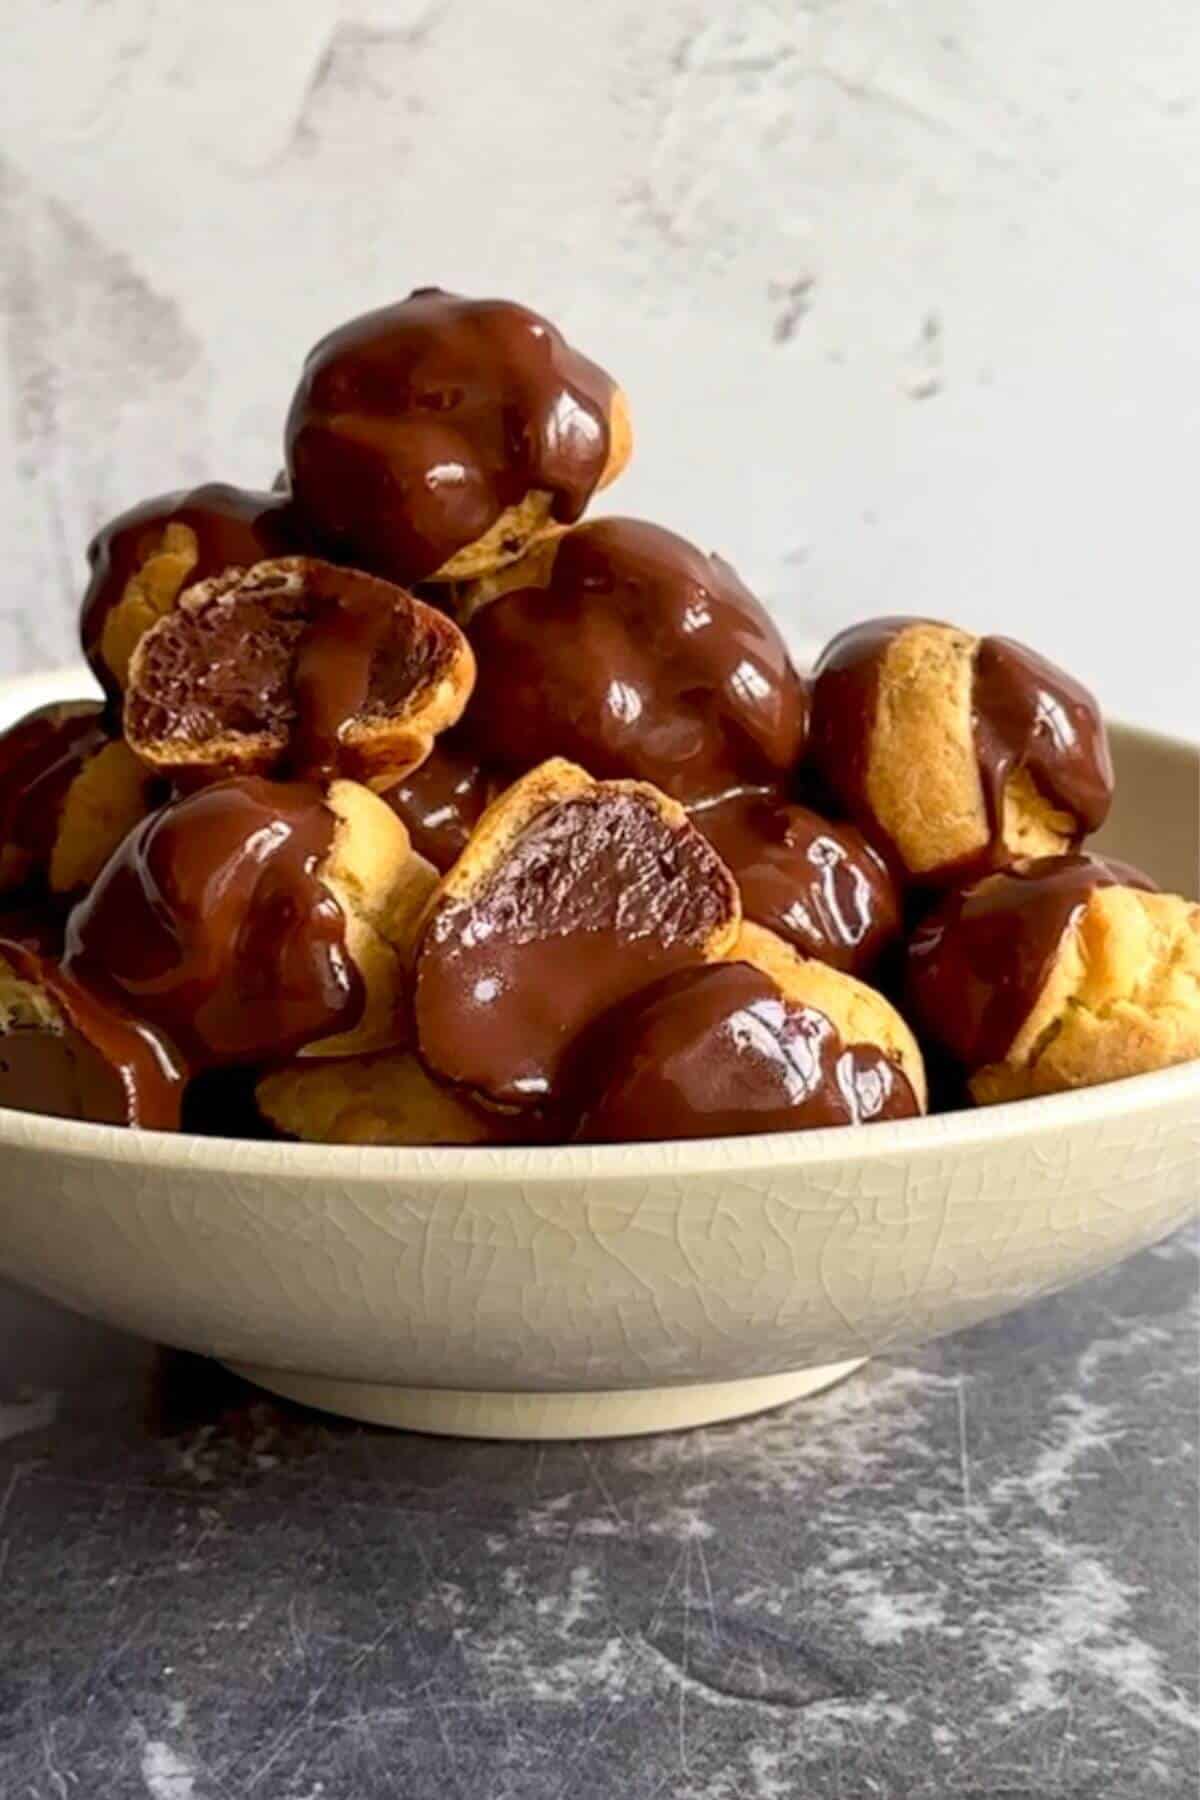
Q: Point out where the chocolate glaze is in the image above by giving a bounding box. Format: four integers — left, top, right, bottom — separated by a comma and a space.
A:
905, 852, 1154, 1071
81, 483, 303, 695
0, 702, 110, 877
808, 618, 911, 847
414, 788, 738, 1106
574, 961, 919, 1142
691, 790, 899, 976
467, 518, 809, 805
126, 559, 462, 783
972, 636, 1113, 837
64, 777, 363, 1067
381, 735, 497, 872
809, 619, 1113, 875
0, 939, 185, 1127
285, 289, 615, 583
289, 562, 455, 781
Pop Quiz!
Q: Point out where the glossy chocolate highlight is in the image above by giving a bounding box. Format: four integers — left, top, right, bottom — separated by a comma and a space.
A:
0, 940, 185, 1128
64, 777, 363, 1068
575, 961, 919, 1142
692, 790, 899, 976
905, 853, 1153, 1071
467, 518, 809, 804
285, 289, 615, 582
415, 787, 737, 1107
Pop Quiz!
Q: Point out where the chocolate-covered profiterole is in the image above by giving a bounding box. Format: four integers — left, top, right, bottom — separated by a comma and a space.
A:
380, 735, 497, 873
285, 289, 617, 584
574, 961, 919, 1142
905, 853, 1152, 1072
0, 939, 185, 1128
0, 703, 110, 890
82, 483, 303, 696
809, 618, 1113, 877
415, 776, 739, 1107
467, 519, 809, 804
692, 791, 899, 976
125, 557, 472, 788
64, 777, 363, 1068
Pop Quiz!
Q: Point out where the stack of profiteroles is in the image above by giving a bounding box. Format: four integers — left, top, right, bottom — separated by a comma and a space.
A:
1, 290, 1197, 1142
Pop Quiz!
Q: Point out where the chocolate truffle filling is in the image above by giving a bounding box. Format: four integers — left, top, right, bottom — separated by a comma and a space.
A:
81, 482, 303, 695
575, 961, 919, 1142
126, 559, 461, 783
415, 789, 736, 1106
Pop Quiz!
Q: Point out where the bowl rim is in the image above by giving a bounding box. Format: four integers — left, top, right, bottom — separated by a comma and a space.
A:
1, 1045, 1196, 1185
1, 666, 1196, 1187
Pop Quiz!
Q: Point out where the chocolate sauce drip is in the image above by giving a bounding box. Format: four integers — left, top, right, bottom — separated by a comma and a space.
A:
0, 702, 110, 873
807, 618, 914, 840
64, 777, 362, 1067
0, 939, 185, 1128
691, 790, 899, 976
285, 289, 615, 582
905, 853, 1154, 1071
809, 619, 1113, 873
81, 483, 303, 694
288, 562, 447, 781
125, 558, 463, 784
574, 961, 919, 1142
972, 636, 1113, 837
291, 582, 391, 781
467, 518, 809, 804
381, 735, 497, 872
414, 789, 737, 1107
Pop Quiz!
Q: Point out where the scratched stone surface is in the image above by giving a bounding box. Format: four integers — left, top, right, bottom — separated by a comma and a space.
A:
0, 1225, 1195, 1800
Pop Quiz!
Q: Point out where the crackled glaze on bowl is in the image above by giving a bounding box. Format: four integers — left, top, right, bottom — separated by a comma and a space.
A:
0, 672, 1195, 1436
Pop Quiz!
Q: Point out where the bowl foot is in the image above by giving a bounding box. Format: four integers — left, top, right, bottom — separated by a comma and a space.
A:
222, 1359, 867, 1439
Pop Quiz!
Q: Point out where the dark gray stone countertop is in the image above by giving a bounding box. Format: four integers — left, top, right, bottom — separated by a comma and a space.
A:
0, 1227, 1196, 1800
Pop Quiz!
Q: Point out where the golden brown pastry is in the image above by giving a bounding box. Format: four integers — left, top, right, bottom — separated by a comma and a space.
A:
905, 854, 1200, 1102
809, 619, 1113, 884
0, 939, 185, 1127
436, 528, 566, 625
413, 758, 741, 1109
124, 557, 474, 789
257, 1050, 539, 1146
313, 778, 439, 1058
572, 921, 923, 1142
464, 517, 809, 805
285, 289, 632, 585
64, 775, 436, 1068
0, 701, 159, 898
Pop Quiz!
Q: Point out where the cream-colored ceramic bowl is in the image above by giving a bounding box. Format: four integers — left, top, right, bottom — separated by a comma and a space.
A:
0, 669, 1196, 1438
